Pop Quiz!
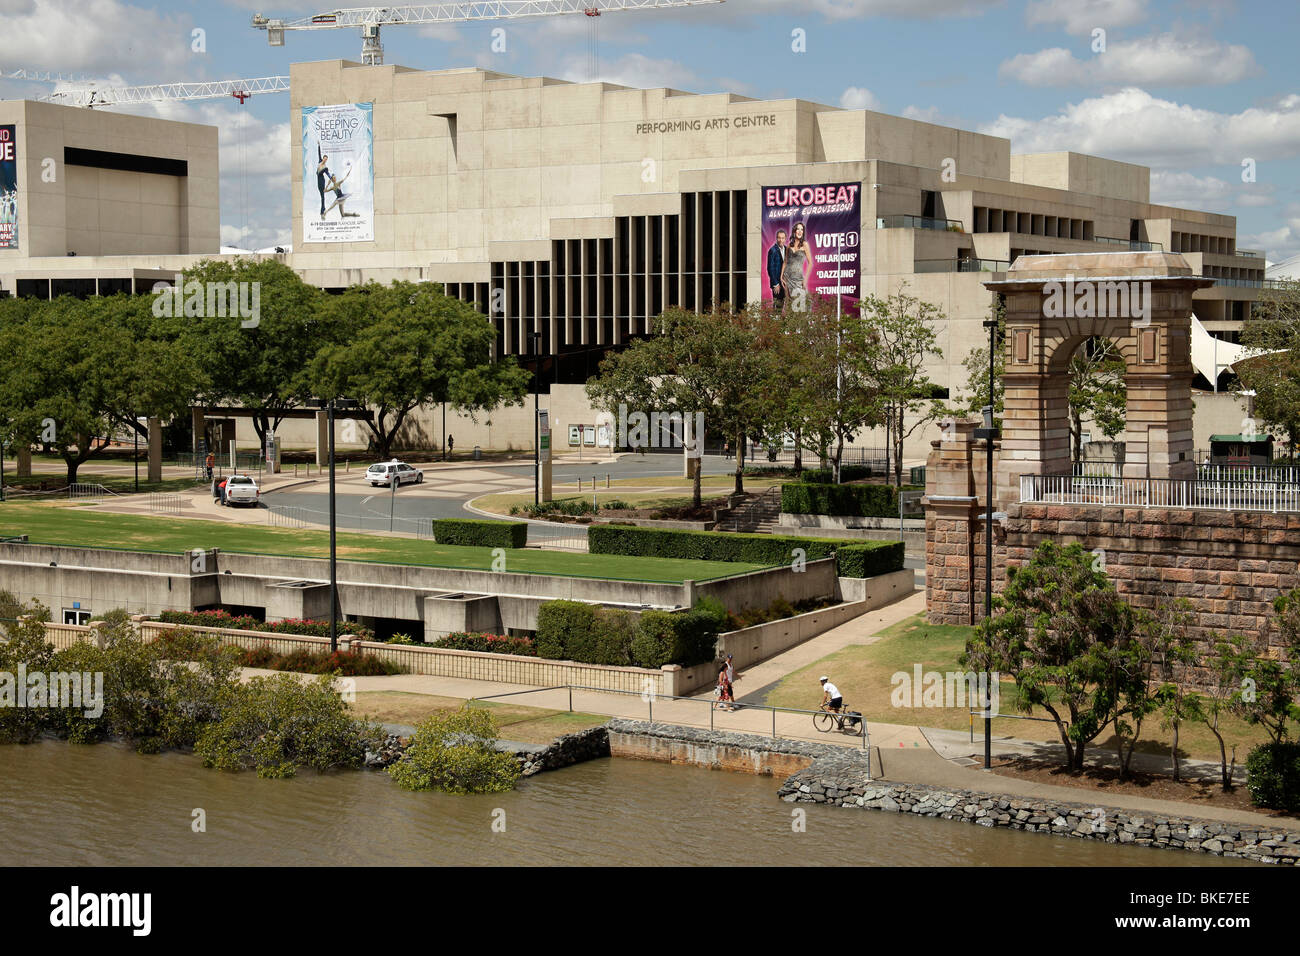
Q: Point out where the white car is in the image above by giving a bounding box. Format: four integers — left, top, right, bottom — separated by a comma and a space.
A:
223, 474, 260, 507
366, 460, 425, 488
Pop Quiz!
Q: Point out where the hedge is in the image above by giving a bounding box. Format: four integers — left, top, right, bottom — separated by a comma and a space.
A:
536, 597, 727, 668
782, 482, 922, 518
157, 609, 375, 642
585, 524, 904, 578
798, 465, 878, 484
432, 518, 528, 549
1246, 742, 1300, 812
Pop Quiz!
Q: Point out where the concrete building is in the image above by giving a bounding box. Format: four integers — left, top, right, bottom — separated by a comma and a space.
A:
0, 61, 1275, 458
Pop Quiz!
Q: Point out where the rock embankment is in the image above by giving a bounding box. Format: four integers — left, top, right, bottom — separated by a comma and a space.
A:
777, 777, 1300, 865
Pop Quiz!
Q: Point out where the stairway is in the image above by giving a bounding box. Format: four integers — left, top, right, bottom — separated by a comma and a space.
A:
720, 485, 782, 533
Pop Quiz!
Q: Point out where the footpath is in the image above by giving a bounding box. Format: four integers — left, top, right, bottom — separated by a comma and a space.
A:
345, 588, 1298, 833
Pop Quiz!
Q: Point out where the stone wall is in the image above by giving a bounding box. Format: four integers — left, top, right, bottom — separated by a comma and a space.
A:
515, 727, 610, 777
778, 778, 1299, 865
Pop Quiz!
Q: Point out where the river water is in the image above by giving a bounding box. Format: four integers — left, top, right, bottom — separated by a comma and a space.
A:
0, 741, 1251, 866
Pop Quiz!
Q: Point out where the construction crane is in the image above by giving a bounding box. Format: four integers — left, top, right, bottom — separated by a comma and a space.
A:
252, 0, 725, 67
37, 76, 291, 108
2, 68, 93, 85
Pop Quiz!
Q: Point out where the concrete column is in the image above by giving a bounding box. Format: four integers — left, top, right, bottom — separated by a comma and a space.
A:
147, 416, 162, 483
316, 411, 329, 466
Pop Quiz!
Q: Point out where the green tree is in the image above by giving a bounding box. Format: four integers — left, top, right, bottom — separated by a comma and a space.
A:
1067, 336, 1127, 460
1130, 598, 1199, 781
946, 297, 1004, 426
387, 706, 522, 793
195, 673, 376, 778
773, 295, 885, 483
962, 541, 1141, 773
174, 258, 332, 448
1192, 632, 1257, 791
859, 288, 945, 487
308, 281, 529, 458
586, 306, 781, 501
0, 295, 201, 483
1237, 278, 1300, 456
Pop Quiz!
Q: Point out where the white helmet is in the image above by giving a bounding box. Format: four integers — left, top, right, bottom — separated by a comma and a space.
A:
818, 675, 828, 683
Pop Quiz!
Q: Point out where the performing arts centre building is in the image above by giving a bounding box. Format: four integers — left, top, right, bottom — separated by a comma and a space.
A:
0, 58, 1270, 457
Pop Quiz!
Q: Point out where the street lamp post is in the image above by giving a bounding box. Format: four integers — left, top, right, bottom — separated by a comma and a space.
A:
973, 316, 1001, 770
530, 332, 542, 507
307, 396, 359, 653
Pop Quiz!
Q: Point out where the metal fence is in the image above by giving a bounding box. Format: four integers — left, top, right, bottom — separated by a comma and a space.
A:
147, 493, 183, 516
67, 483, 118, 501
471, 683, 871, 752
263, 501, 433, 538
1021, 473, 1300, 513
529, 531, 590, 552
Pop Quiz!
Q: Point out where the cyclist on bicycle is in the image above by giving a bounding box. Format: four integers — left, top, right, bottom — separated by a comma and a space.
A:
819, 675, 844, 728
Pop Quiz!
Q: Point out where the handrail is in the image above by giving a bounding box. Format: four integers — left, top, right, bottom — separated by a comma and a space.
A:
471, 682, 871, 752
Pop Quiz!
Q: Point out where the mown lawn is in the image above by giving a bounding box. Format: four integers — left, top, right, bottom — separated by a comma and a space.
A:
765, 613, 1275, 764
0, 501, 764, 583
353, 691, 607, 744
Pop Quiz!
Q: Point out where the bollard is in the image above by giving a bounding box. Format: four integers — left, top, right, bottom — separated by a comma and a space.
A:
606, 473, 610, 488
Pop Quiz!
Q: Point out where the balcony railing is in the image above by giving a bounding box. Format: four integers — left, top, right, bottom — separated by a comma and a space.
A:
913, 258, 1010, 273
1235, 249, 1263, 258
1197, 275, 1286, 289
1094, 236, 1164, 251
876, 215, 963, 232
1021, 474, 1300, 513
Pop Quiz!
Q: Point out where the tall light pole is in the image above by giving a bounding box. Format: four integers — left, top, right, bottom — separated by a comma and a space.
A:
973, 316, 1001, 770
530, 331, 542, 506
307, 396, 359, 653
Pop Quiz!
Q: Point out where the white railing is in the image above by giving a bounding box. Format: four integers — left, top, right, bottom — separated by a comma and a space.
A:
1021, 474, 1300, 513
1072, 460, 1123, 478
68, 483, 118, 500
1197, 464, 1300, 485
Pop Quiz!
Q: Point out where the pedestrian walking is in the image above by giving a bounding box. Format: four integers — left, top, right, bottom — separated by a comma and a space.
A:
447, 434, 454, 458
724, 654, 739, 710
714, 661, 733, 710
204, 452, 214, 480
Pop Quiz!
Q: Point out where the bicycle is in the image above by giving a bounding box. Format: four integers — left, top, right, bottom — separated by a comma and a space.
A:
813, 703, 863, 735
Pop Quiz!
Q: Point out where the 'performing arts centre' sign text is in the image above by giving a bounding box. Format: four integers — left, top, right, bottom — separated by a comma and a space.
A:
636, 114, 778, 134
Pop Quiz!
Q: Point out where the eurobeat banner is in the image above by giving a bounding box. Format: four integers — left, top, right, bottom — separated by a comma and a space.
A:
761, 182, 860, 305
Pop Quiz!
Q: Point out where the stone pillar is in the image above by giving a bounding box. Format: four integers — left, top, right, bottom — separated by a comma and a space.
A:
147, 416, 162, 483
924, 419, 980, 626
315, 411, 329, 466
1120, 290, 1199, 481
16, 443, 31, 477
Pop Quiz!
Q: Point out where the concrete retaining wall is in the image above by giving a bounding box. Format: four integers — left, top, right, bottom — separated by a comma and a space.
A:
606, 718, 871, 777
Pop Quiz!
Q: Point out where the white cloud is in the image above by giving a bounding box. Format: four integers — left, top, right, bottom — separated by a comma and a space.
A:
1025, 0, 1148, 36
1000, 33, 1258, 87
744, 0, 1003, 18
0, 0, 193, 75
983, 88, 1300, 166
557, 52, 711, 91
839, 87, 881, 110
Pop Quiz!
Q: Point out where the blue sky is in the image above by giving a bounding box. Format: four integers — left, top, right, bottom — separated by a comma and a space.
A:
2, 0, 1297, 261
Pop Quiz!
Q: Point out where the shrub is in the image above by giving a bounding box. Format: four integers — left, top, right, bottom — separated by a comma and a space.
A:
386, 633, 417, 645
195, 674, 377, 779
431, 632, 537, 656
1245, 742, 1300, 812
156, 609, 375, 643
781, 482, 920, 518
387, 707, 521, 793
798, 465, 878, 483
236, 644, 404, 676
539, 598, 724, 668
585, 524, 904, 578
432, 518, 528, 549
